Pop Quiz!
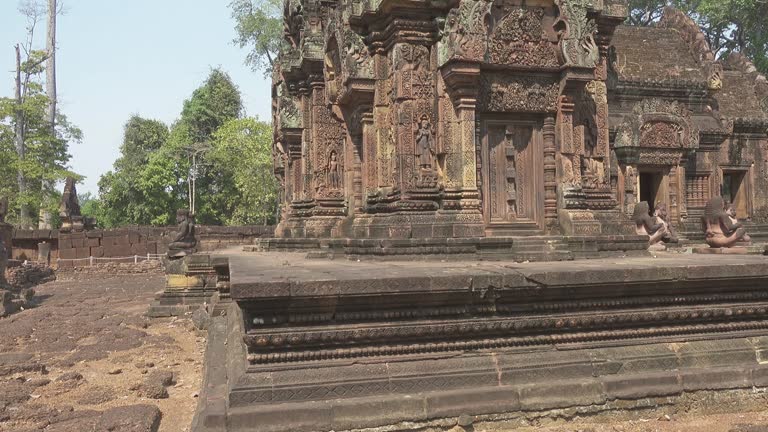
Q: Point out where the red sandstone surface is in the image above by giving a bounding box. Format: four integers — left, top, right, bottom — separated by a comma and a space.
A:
0, 274, 204, 432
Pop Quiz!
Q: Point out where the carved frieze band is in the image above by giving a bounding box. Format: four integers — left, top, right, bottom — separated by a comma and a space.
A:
247, 317, 768, 364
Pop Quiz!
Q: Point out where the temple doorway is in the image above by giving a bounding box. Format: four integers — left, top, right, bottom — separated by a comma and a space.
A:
639, 170, 663, 207
722, 170, 748, 218
480, 118, 544, 233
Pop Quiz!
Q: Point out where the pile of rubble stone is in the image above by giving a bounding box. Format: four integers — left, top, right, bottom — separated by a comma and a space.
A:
0, 285, 35, 317
57, 259, 164, 275
5, 261, 56, 289
1, 261, 54, 317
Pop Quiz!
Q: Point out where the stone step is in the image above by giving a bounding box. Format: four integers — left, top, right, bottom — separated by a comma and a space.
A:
479, 251, 573, 262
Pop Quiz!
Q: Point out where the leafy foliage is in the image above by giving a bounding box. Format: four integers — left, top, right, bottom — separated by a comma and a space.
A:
97, 116, 176, 227
229, 0, 282, 76
178, 69, 243, 144
628, 0, 768, 73
209, 118, 278, 225
0, 49, 81, 226
95, 69, 277, 227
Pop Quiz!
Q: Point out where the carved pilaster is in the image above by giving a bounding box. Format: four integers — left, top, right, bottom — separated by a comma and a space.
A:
556, 95, 584, 208
361, 112, 376, 196
299, 86, 314, 203
440, 61, 482, 210
543, 116, 558, 229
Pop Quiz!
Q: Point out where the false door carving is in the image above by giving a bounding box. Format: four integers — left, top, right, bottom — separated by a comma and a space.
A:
481, 120, 544, 229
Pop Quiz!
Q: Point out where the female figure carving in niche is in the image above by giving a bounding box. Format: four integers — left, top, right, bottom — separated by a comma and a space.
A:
415, 116, 435, 170
327, 151, 341, 190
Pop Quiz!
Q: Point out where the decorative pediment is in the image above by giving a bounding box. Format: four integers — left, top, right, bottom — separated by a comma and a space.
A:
274, 79, 303, 130
438, 0, 492, 66
323, 7, 374, 107
437, 0, 625, 72
553, 0, 599, 69
614, 99, 700, 165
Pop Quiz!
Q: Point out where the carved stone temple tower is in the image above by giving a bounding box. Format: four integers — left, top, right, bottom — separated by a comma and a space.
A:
271, 0, 768, 242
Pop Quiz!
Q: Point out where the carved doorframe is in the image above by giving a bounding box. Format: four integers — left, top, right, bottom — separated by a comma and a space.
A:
719, 165, 753, 219
479, 115, 545, 231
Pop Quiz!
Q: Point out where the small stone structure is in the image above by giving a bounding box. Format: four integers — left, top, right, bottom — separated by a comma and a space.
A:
0, 244, 42, 317
167, 209, 197, 259
59, 177, 94, 233
147, 254, 228, 318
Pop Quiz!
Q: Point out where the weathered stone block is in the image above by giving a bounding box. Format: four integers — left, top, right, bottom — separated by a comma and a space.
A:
680, 367, 751, 391
228, 404, 332, 432
425, 386, 520, 419
166, 275, 205, 290
113, 234, 130, 246
751, 365, 768, 387
59, 247, 76, 260
129, 231, 141, 244
603, 371, 682, 400
519, 379, 605, 410
331, 396, 427, 430
58, 237, 72, 250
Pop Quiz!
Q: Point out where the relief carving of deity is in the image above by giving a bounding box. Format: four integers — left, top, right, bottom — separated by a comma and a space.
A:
327, 150, 341, 190
415, 117, 435, 170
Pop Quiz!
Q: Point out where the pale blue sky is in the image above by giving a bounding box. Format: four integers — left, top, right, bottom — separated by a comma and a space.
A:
0, 0, 271, 195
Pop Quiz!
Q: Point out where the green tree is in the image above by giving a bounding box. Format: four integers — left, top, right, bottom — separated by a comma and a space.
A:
97, 116, 172, 227
171, 69, 243, 225
628, 0, 675, 25
0, 52, 81, 227
692, 0, 768, 73
627, 0, 768, 74
229, 0, 282, 76
96, 69, 245, 227
78, 191, 99, 222
209, 117, 278, 225
179, 68, 243, 144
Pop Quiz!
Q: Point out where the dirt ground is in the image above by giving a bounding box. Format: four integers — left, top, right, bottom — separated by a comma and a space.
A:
474, 411, 768, 432
0, 273, 205, 432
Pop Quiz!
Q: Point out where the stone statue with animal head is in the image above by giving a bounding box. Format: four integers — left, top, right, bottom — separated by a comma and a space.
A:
701, 196, 750, 248
632, 201, 668, 247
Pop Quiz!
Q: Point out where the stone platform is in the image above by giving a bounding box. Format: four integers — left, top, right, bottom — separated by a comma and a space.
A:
194, 251, 768, 432
249, 234, 650, 262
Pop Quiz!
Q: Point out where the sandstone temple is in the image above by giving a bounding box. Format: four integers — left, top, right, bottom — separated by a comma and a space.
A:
270, 0, 768, 244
